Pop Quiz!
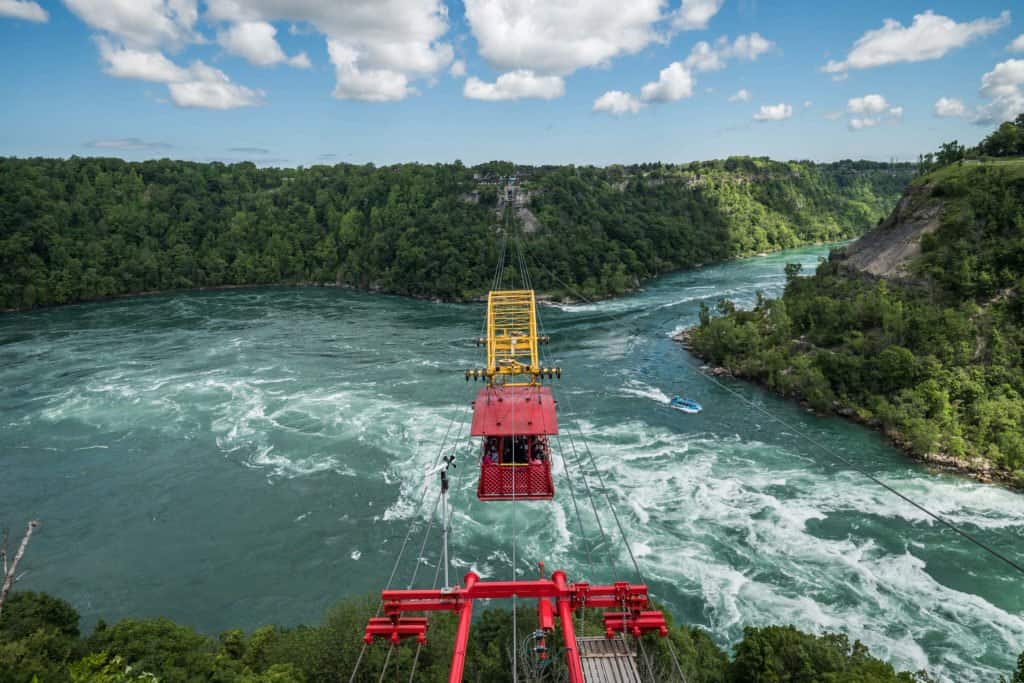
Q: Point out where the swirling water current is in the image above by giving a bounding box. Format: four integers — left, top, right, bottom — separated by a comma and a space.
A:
1, 245, 1022, 681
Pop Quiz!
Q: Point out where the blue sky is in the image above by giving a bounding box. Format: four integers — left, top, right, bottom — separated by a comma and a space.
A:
0, 0, 1022, 166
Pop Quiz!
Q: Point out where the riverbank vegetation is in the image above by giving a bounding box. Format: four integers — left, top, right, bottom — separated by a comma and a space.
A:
0, 590, 952, 682
0, 157, 912, 311
689, 119, 1024, 480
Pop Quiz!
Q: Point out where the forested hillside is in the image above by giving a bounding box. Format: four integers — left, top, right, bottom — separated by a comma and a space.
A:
689, 119, 1024, 480
0, 590, 949, 682
0, 157, 913, 311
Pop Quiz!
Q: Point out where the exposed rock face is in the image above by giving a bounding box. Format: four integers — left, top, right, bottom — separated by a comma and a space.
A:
831, 183, 942, 280
517, 206, 541, 234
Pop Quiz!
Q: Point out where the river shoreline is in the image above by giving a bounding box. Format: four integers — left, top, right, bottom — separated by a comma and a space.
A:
672, 327, 1021, 490
0, 239, 855, 315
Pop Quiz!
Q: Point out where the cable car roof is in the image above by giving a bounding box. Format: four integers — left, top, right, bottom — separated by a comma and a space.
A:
470, 385, 558, 436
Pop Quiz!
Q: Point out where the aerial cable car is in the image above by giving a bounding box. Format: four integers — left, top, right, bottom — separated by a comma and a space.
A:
465, 289, 559, 501
360, 284, 671, 683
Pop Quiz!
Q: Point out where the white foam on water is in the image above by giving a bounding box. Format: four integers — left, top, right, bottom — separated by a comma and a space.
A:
520, 419, 1024, 681
618, 380, 672, 405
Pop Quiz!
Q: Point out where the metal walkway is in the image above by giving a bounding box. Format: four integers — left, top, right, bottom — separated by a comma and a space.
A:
577, 636, 642, 683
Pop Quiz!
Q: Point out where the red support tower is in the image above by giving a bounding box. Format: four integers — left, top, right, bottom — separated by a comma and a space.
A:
364, 568, 668, 683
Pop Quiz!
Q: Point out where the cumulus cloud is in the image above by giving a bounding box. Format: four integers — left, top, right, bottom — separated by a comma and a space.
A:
753, 103, 793, 121
205, 0, 454, 101
217, 21, 310, 68
684, 33, 774, 73
593, 90, 644, 115
975, 58, 1024, 124
597, 32, 773, 116
848, 117, 881, 131
842, 94, 903, 129
66, 1, 269, 109
64, 0, 199, 49
673, 0, 724, 31
684, 41, 725, 72
719, 33, 774, 61
823, 10, 1010, 75
847, 94, 890, 114
0, 0, 47, 22
96, 38, 263, 109
463, 70, 565, 101
463, 0, 662, 76
85, 138, 173, 150
934, 97, 968, 117
449, 59, 466, 78
1011, 34, 1024, 52
640, 62, 695, 103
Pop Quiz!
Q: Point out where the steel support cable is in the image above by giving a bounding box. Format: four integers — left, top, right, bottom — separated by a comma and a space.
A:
377, 644, 394, 683
679, 362, 1024, 578
522, 245, 599, 578
348, 388, 473, 683
513, 239, 691, 682
665, 637, 690, 683
635, 633, 658, 683
553, 434, 595, 577
511, 381, 519, 683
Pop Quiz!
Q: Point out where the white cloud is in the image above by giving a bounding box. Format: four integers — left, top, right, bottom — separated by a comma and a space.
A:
719, 33, 774, 61
673, 0, 724, 31
463, 70, 565, 101
823, 10, 1010, 74
168, 79, 263, 109
934, 97, 968, 117
684, 33, 774, 73
217, 21, 309, 68
1010, 34, 1024, 52
96, 38, 190, 82
843, 94, 902, 128
96, 38, 263, 109
847, 93, 889, 114
824, 111, 843, 120
975, 58, 1024, 124
753, 102, 793, 121
0, 0, 47, 22
728, 88, 751, 102
640, 62, 695, 103
64, 0, 199, 49
593, 90, 644, 115
328, 41, 416, 102
205, 0, 454, 102
449, 59, 466, 78
684, 41, 725, 72
803, 99, 813, 108
463, 0, 663, 76
848, 117, 880, 131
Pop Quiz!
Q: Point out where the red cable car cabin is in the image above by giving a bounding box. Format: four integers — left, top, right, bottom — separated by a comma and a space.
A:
471, 385, 557, 500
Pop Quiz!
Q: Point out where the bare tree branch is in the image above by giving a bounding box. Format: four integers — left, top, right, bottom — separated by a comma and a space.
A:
0, 520, 40, 620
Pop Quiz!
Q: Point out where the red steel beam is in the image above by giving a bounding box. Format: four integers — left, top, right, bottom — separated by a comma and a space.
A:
552, 570, 585, 683
365, 569, 667, 682
448, 573, 478, 683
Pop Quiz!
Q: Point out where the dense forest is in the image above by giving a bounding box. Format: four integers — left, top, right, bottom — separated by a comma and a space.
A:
689, 118, 1024, 478
0, 589, 974, 682
0, 156, 913, 310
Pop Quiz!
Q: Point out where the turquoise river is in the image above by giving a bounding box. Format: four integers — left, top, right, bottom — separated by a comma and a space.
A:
2, 245, 1022, 681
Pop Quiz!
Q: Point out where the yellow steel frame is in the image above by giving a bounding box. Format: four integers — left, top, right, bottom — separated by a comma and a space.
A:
486, 289, 540, 385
